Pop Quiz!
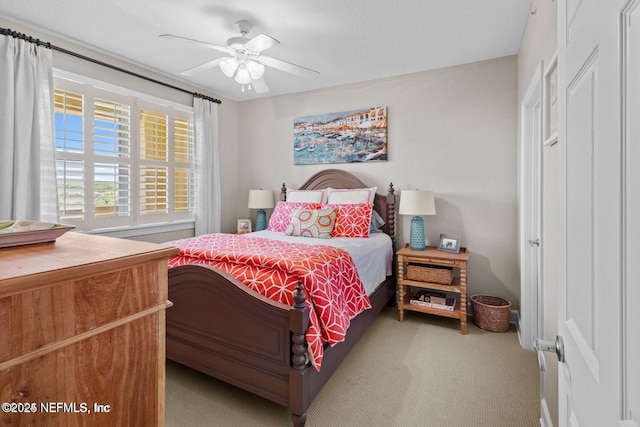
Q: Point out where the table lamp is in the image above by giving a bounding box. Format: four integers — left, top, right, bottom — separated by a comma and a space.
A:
248, 189, 275, 231
399, 190, 436, 250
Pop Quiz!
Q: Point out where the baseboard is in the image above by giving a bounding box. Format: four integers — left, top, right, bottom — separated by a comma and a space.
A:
511, 309, 521, 325
512, 309, 523, 345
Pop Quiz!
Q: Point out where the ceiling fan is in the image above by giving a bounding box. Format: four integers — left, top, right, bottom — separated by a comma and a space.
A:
160, 20, 319, 93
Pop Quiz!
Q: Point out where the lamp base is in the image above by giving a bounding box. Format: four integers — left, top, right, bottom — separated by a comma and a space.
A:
256, 209, 267, 231
409, 216, 425, 250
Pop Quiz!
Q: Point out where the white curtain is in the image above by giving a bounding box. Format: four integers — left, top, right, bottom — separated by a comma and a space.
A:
194, 97, 221, 235
0, 36, 58, 222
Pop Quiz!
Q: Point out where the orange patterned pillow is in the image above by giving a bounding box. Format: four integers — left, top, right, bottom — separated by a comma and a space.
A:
285, 208, 337, 238
322, 203, 373, 238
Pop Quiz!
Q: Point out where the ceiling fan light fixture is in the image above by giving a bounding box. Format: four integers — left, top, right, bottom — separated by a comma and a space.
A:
246, 60, 265, 80
165, 19, 319, 95
220, 57, 239, 78
235, 63, 252, 85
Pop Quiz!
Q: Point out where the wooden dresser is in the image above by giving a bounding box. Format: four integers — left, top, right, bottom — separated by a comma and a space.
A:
0, 232, 178, 426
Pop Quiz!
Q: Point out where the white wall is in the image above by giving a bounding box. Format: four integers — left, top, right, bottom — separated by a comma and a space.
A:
236, 56, 521, 308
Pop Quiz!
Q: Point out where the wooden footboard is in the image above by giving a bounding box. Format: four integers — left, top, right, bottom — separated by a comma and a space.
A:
166, 263, 395, 426
166, 264, 305, 407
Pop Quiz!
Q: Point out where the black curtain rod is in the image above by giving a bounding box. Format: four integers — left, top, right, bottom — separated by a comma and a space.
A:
0, 27, 222, 104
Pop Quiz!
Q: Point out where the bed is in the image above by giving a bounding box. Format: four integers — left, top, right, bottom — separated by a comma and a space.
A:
165, 169, 396, 426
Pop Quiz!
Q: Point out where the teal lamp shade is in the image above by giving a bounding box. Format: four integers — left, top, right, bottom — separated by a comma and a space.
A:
248, 189, 275, 231
399, 190, 436, 250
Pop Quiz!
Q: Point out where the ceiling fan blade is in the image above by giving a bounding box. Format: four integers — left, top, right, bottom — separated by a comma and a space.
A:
180, 57, 224, 76
244, 33, 279, 52
260, 56, 319, 79
159, 34, 230, 53
251, 78, 270, 93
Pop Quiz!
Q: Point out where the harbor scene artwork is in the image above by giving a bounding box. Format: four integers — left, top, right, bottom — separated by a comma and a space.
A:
294, 106, 387, 165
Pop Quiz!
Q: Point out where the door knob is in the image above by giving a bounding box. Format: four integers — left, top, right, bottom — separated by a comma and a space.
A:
535, 336, 565, 364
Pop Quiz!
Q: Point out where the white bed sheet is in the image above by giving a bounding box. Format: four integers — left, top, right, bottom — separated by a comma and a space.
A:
247, 230, 393, 295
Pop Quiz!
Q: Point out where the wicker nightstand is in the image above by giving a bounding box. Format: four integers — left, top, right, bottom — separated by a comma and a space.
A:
396, 244, 469, 334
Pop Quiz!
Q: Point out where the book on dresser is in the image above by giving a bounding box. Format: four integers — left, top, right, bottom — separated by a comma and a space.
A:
410, 289, 457, 311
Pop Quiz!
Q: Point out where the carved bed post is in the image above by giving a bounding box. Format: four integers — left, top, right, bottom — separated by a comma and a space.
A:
289, 282, 310, 427
386, 182, 396, 246
291, 283, 309, 370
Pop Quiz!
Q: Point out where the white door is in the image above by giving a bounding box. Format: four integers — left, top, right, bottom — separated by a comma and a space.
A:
556, 0, 633, 425
520, 64, 542, 352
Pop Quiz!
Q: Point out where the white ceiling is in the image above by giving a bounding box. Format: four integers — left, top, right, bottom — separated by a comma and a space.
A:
0, 0, 532, 102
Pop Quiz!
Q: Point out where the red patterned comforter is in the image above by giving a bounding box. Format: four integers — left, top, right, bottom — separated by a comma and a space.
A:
166, 233, 371, 371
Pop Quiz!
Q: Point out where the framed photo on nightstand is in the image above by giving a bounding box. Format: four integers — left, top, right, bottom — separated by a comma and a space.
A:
237, 219, 252, 234
437, 234, 461, 253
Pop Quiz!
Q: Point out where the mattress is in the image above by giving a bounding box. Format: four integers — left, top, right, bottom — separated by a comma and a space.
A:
246, 230, 393, 295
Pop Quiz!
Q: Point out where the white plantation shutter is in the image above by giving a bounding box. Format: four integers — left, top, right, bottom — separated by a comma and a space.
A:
140, 166, 168, 215
93, 98, 131, 220
55, 89, 85, 221
94, 162, 131, 219
55, 90, 84, 153
94, 98, 131, 157
139, 108, 169, 217
173, 117, 195, 213
140, 109, 168, 161
173, 167, 195, 213
54, 75, 195, 231
56, 159, 85, 220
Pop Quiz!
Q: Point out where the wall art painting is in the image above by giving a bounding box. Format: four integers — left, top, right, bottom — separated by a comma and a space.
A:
294, 106, 387, 165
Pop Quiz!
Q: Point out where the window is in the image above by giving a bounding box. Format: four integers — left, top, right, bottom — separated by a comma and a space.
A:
54, 76, 195, 232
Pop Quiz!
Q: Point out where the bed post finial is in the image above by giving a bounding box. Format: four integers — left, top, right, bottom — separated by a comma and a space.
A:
281, 182, 287, 201
293, 282, 306, 309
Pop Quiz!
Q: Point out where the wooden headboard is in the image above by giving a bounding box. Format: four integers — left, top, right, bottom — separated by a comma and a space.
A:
279, 169, 396, 243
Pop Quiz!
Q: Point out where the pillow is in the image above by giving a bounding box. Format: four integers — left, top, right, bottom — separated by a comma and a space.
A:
370, 209, 386, 233
286, 189, 327, 204
326, 187, 377, 204
322, 203, 373, 238
267, 201, 321, 233
285, 207, 337, 238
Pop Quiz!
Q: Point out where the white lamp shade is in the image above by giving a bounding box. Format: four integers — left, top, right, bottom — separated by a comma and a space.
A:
399, 190, 436, 216
220, 57, 239, 77
248, 189, 275, 209
246, 60, 265, 80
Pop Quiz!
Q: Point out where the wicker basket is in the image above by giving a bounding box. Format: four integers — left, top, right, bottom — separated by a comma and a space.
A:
406, 264, 453, 285
471, 294, 512, 332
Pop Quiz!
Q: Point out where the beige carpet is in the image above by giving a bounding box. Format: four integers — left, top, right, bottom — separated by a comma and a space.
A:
166, 307, 540, 426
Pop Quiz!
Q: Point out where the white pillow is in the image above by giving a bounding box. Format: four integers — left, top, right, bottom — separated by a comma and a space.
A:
326, 187, 377, 204
286, 189, 327, 204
